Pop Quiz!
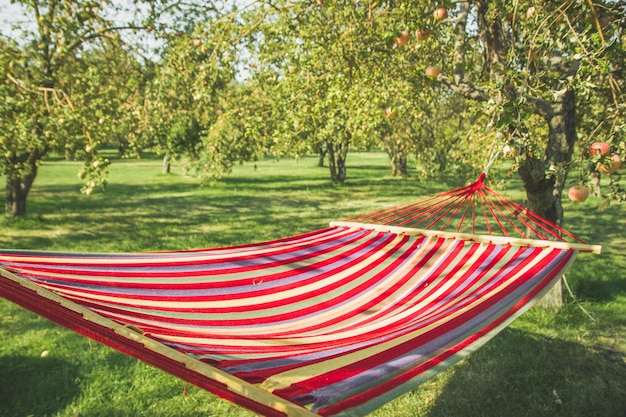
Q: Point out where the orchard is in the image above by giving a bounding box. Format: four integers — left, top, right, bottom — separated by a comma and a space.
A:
1, 0, 624, 228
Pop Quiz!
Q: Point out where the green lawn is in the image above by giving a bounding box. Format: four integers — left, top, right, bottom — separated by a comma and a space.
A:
0, 152, 624, 417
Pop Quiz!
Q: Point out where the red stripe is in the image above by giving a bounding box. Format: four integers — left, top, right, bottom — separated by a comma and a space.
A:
16, 230, 385, 296
0, 274, 291, 417
0, 228, 340, 267
45, 235, 414, 329
316, 250, 574, 415
2, 229, 364, 281
273, 247, 565, 399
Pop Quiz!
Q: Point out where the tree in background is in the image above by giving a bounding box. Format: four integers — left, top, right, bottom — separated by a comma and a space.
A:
0, 0, 243, 214
0, 0, 156, 216
141, 2, 276, 182
245, 1, 410, 183
243, 1, 503, 182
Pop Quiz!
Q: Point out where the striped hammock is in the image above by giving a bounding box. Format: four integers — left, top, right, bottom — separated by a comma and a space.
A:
0, 173, 600, 417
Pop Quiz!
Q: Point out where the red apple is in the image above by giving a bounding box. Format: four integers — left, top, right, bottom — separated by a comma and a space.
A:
193, 39, 202, 47
385, 107, 396, 118
396, 30, 410, 46
568, 185, 589, 202
589, 141, 610, 156
416, 29, 431, 41
425, 65, 441, 78
433, 7, 447, 20
598, 154, 621, 174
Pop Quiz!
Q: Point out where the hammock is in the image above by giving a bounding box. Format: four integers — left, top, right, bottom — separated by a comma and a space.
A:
0, 173, 600, 417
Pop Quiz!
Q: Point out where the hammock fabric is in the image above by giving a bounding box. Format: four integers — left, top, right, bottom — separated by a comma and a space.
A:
0, 173, 600, 417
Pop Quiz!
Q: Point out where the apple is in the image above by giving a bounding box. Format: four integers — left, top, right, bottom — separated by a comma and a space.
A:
396, 30, 410, 46
288, 65, 296, 73
433, 7, 447, 20
416, 29, 431, 41
598, 154, 621, 174
568, 185, 589, 202
526, 6, 536, 18
385, 107, 396, 118
193, 39, 202, 47
589, 141, 610, 155
425, 65, 441, 78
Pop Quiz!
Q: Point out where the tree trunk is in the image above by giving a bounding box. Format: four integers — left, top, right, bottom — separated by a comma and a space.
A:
6, 178, 27, 217
326, 140, 348, 183
382, 129, 408, 177
519, 89, 578, 309
446, 1, 581, 310
162, 152, 171, 174
318, 147, 327, 167
337, 154, 347, 182
390, 151, 407, 177
436, 150, 448, 172
5, 162, 38, 217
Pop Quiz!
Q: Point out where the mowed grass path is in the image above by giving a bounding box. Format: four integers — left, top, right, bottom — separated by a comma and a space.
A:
0, 152, 624, 417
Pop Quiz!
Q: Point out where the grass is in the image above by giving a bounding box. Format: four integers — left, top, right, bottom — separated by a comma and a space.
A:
0, 152, 624, 417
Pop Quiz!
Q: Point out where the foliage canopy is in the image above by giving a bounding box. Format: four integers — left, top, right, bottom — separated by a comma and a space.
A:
0, 0, 624, 223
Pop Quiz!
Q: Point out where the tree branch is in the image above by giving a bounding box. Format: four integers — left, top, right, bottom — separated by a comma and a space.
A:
439, 2, 489, 102
439, 74, 490, 102
526, 95, 553, 119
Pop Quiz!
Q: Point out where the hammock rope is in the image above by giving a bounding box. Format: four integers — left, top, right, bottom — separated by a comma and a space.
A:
345, 173, 597, 250
0, 174, 600, 417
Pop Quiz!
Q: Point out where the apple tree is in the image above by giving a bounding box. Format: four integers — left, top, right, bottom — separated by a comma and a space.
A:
242, 1, 487, 181
142, 5, 267, 181
385, 0, 625, 307
243, 0, 402, 183
0, 0, 161, 216
414, 0, 624, 224
239, 0, 624, 307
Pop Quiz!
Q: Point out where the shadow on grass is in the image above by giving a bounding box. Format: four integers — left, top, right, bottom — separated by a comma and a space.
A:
560, 205, 626, 304
425, 328, 626, 417
2, 171, 459, 252
0, 355, 80, 417
567, 254, 626, 303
